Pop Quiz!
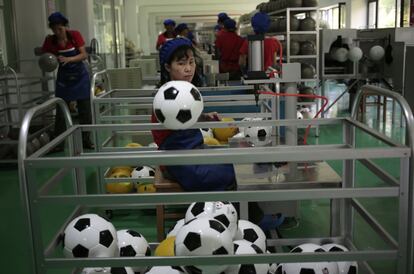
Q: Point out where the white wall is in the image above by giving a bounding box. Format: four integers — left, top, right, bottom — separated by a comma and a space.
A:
66, 0, 95, 43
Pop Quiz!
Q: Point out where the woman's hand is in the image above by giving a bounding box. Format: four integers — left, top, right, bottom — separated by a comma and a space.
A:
199, 112, 220, 121
58, 55, 72, 65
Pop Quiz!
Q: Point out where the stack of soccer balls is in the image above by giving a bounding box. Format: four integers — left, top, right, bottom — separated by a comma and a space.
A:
276, 243, 358, 274
160, 201, 271, 274
63, 213, 151, 274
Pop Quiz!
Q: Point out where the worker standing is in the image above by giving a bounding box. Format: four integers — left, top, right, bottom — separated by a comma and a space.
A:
214, 18, 244, 80
239, 12, 281, 72
156, 19, 177, 51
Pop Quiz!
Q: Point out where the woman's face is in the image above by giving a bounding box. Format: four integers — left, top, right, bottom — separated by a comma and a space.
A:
51, 24, 67, 39
166, 49, 196, 82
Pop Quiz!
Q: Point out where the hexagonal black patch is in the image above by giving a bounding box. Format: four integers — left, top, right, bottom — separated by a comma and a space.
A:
164, 87, 179, 100
176, 109, 192, 123
291, 247, 303, 253
328, 246, 344, 252
149, 170, 155, 176
300, 269, 316, 274
315, 248, 325, 253
349, 266, 357, 274
135, 166, 143, 171
275, 264, 283, 274
99, 229, 114, 247
191, 202, 205, 217
72, 244, 89, 257
110, 267, 128, 274
251, 243, 263, 254
127, 229, 141, 237
145, 246, 151, 256
190, 88, 201, 101
239, 265, 256, 273
154, 109, 165, 123
184, 265, 202, 274
120, 245, 136, 257
209, 219, 225, 233
184, 232, 201, 251
214, 214, 230, 228
171, 266, 184, 272
243, 228, 258, 243
74, 218, 90, 231
234, 243, 239, 252
213, 246, 228, 255
258, 129, 267, 137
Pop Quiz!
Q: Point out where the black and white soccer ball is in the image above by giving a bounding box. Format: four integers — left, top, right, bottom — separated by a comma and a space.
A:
117, 229, 151, 274
225, 239, 269, 274
63, 214, 118, 258
278, 243, 339, 274
131, 166, 155, 178
153, 80, 203, 129
145, 266, 183, 274
234, 219, 267, 252
175, 217, 234, 274
167, 218, 186, 238
185, 201, 238, 238
322, 243, 358, 274
81, 267, 134, 274
200, 128, 214, 138
244, 125, 271, 140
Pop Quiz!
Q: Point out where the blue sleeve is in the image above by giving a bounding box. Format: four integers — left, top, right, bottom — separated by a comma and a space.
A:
160, 129, 236, 191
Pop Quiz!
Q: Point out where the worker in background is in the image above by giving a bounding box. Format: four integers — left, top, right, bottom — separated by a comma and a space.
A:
156, 19, 176, 51
215, 12, 229, 38
41, 12, 94, 151
175, 23, 197, 46
239, 12, 281, 72
215, 18, 244, 80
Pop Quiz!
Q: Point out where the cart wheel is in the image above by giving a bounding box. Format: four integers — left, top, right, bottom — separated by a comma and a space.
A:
105, 210, 113, 219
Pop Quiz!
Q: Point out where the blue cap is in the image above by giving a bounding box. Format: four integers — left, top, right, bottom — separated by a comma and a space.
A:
163, 19, 176, 26
251, 12, 270, 34
223, 18, 236, 30
217, 12, 229, 22
48, 12, 68, 25
159, 37, 192, 66
175, 23, 188, 33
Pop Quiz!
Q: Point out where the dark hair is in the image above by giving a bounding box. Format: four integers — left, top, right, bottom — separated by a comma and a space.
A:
159, 45, 203, 87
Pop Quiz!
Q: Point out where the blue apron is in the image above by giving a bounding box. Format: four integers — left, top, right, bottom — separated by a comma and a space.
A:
56, 47, 90, 101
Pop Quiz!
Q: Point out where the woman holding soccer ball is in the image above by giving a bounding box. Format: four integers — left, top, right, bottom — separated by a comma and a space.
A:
151, 38, 283, 230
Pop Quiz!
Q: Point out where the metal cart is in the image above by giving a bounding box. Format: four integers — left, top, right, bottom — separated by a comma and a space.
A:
18, 85, 414, 274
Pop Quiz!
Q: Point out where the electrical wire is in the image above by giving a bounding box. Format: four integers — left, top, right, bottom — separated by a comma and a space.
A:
256, 91, 329, 145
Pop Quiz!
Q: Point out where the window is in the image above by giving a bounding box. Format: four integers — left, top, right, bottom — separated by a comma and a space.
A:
368, 0, 378, 29
378, 0, 396, 27
320, 3, 346, 29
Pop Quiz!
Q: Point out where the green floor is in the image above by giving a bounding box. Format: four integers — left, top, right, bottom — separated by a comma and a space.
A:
0, 82, 409, 274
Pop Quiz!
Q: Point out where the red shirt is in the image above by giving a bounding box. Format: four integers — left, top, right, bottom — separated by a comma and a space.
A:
239, 37, 280, 70
42, 30, 85, 54
156, 32, 176, 49
151, 113, 172, 146
215, 31, 244, 73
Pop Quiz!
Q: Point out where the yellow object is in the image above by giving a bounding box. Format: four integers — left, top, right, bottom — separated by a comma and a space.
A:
106, 182, 134, 193
110, 166, 133, 175
125, 142, 142, 148
204, 137, 221, 146
212, 117, 238, 142
137, 183, 156, 193
106, 169, 134, 194
155, 236, 175, 256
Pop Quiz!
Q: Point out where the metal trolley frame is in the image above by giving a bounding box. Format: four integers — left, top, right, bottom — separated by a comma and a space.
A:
18, 85, 414, 274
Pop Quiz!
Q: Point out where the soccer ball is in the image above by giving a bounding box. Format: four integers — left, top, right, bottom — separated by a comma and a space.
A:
322, 243, 358, 274
243, 118, 272, 140
279, 243, 339, 274
153, 80, 203, 130
117, 229, 151, 274
297, 111, 303, 119
146, 266, 183, 274
63, 214, 118, 258
200, 128, 214, 138
225, 239, 269, 274
175, 217, 234, 274
185, 201, 238, 238
167, 218, 186, 237
131, 166, 155, 179
148, 142, 158, 148
81, 267, 134, 274
234, 219, 267, 252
